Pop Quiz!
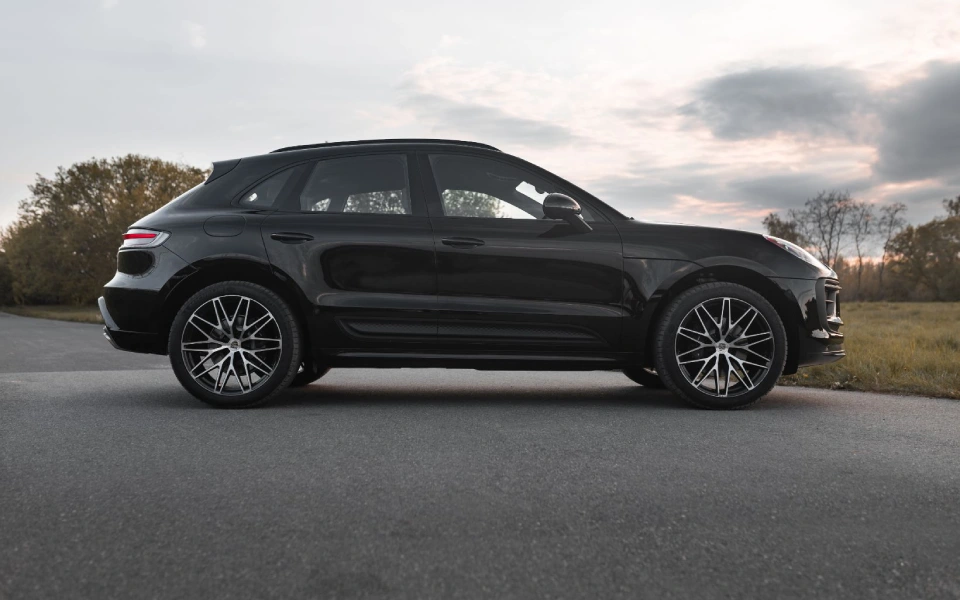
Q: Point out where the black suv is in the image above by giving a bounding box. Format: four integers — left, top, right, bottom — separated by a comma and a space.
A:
100, 139, 844, 409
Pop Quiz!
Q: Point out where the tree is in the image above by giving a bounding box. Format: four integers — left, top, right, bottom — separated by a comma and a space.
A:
0, 249, 13, 305
3, 155, 206, 304
945, 195, 960, 218
887, 214, 960, 301
789, 190, 855, 270
848, 201, 874, 300
876, 202, 907, 295
762, 212, 807, 245
441, 190, 502, 218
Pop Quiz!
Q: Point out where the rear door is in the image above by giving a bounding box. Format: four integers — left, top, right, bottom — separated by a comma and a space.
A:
421, 152, 624, 353
260, 153, 437, 353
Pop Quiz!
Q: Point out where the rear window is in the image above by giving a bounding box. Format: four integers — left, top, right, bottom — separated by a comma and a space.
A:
298, 155, 411, 215
238, 168, 299, 209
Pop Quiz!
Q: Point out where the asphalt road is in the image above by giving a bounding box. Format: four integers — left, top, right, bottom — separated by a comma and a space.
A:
1, 312, 959, 599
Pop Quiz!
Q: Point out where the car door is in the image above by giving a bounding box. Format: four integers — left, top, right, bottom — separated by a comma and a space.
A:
260, 152, 437, 353
420, 152, 624, 352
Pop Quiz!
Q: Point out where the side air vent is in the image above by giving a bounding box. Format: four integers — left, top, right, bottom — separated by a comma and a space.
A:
824, 280, 842, 333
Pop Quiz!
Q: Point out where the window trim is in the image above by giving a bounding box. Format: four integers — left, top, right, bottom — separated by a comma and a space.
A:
417, 151, 610, 223
231, 163, 309, 211
229, 157, 320, 210
271, 152, 427, 217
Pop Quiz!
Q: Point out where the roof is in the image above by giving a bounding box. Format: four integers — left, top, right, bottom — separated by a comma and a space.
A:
270, 139, 500, 154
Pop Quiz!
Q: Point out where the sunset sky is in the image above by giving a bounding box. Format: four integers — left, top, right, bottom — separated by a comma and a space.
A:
2, 0, 959, 231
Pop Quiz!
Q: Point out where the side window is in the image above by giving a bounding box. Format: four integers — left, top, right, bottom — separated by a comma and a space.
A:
239, 168, 297, 208
299, 155, 411, 215
428, 154, 599, 221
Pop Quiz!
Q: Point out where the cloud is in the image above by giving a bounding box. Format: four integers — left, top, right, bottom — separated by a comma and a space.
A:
182, 20, 207, 49
590, 163, 864, 228
677, 60, 960, 215
680, 66, 873, 141
729, 172, 871, 208
101, 0, 118, 9
400, 92, 581, 148
438, 34, 461, 49
873, 62, 960, 182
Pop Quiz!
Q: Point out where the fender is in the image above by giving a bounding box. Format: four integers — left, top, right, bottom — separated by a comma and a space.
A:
158, 255, 312, 342
623, 259, 801, 366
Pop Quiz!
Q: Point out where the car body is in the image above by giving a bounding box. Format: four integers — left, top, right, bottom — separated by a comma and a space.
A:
100, 139, 844, 408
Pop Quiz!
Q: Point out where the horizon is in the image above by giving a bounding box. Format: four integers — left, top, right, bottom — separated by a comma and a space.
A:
2, 0, 959, 232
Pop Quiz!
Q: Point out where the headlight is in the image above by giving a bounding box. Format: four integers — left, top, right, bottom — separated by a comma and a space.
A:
763, 235, 835, 276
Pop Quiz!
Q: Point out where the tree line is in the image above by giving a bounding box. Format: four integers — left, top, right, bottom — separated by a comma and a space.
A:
0, 155, 958, 305
764, 192, 960, 301
0, 155, 206, 305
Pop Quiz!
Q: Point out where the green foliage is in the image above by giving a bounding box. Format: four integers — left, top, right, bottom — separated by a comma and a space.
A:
0, 251, 13, 305
945, 195, 960, 218
1, 155, 206, 305
887, 215, 960, 301
441, 190, 502, 218
761, 212, 806, 245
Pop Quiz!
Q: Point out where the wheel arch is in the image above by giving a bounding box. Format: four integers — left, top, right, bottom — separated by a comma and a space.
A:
640, 264, 802, 375
159, 257, 312, 355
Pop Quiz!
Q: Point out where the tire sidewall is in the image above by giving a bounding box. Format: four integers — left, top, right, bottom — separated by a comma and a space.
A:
622, 367, 665, 388
654, 283, 787, 409
168, 281, 301, 408
289, 363, 331, 388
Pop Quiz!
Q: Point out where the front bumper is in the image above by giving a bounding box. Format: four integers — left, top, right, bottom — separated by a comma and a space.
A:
772, 277, 845, 373
797, 278, 845, 367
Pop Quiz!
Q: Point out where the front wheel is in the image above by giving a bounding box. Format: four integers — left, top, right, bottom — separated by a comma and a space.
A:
289, 362, 330, 388
168, 281, 302, 408
653, 282, 786, 409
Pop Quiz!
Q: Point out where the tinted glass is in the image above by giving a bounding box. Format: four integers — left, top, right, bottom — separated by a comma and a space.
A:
428, 154, 599, 221
299, 155, 411, 215
239, 168, 296, 208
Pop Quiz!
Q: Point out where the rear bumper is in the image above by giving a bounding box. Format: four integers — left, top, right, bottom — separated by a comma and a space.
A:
99, 296, 165, 355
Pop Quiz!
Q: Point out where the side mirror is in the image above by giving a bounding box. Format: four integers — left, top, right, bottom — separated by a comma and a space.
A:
543, 193, 592, 233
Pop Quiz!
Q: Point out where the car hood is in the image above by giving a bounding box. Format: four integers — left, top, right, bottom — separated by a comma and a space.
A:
614, 219, 833, 280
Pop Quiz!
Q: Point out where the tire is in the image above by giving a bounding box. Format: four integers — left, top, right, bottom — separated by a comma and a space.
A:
168, 281, 302, 408
622, 367, 665, 388
653, 282, 786, 409
289, 362, 330, 388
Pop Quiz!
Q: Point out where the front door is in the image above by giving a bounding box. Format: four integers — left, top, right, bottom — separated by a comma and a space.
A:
260, 153, 437, 356
420, 152, 623, 353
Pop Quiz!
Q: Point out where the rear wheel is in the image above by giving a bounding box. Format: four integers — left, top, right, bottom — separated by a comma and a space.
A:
168, 281, 301, 408
622, 367, 665, 388
653, 282, 786, 409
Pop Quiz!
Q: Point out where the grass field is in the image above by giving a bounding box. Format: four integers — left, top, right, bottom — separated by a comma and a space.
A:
1, 304, 103, 324
781, 302, 960, 399
2, 302, 958, 399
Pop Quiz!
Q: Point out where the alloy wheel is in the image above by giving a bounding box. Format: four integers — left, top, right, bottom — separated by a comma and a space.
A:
674, 297, 774, 398
180, 295, 283, 395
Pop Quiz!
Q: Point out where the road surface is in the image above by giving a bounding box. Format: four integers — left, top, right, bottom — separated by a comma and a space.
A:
1, 311, 959, 599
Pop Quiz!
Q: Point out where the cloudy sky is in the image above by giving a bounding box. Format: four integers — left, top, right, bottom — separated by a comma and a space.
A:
2, 0, 959, 230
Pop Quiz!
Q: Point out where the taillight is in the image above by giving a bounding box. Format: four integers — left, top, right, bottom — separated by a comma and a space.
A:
122, 229, 169, 248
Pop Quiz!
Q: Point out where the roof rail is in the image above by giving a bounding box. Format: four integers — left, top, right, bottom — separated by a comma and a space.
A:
270, 138, 500, 153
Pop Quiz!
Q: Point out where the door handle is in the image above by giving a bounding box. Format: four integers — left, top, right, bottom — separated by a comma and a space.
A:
441, 237, 485, 248
270, 232, 314, 244
271, 232, 314, 244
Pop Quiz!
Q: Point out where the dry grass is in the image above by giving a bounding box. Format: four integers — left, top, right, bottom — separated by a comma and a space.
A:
1, 304, 103, 324
780, 302, 960, 399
